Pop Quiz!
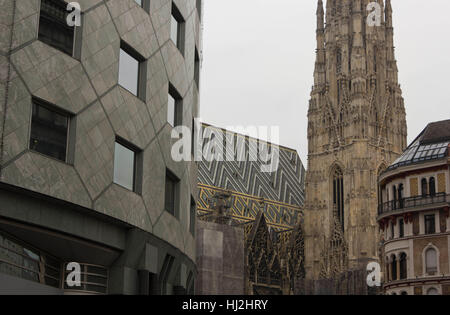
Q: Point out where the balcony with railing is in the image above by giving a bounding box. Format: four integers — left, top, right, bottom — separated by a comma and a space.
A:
378, 192, 450, 217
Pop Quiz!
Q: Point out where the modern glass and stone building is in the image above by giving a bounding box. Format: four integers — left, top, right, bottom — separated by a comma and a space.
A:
0, 0, 202, 294
378, 120, 450, 295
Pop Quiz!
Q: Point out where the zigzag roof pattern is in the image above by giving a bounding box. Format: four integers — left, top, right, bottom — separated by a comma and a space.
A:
197, 124, 306, 207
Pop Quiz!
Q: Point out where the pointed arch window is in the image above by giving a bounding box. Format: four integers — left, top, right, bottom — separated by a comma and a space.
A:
399, 253, 407, 279
421, 178, 428, 197
429, 177, 436, 197
398, 184, 404, 208
427, 288, 439, 295
332, 167, 344, 231
392, 185, 397, 210
425, 248, 438, 275
391, 255, 397, 281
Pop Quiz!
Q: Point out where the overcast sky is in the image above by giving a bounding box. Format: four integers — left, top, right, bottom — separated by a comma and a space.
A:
199, 0, 450, 166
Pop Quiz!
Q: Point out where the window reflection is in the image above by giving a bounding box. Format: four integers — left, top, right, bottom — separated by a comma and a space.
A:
114, 142, 136, 191
171, 15, 179, 46
165, 171, 179, 217
30, 101, 69, 162
0, 232, 61, 288
119, 48, 140, 96
38, 0, 75, 56
168, 94, 176, 127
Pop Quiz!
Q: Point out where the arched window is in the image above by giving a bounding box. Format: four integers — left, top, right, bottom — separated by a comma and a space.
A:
400, 291, 408, 296
421, 178, 428, 197
332, 167, 344, 231
391, 255, 397, 281
429, 177, 436, 197
427, 288, 439, 295
385, 257, 390, 282
398, 184, 404, 208
399, 253, 407, 279
392, 185, 397, 210
425, 248, 438, 275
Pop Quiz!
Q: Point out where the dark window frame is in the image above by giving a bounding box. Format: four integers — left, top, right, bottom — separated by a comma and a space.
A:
165, 169, 180, 218
424, 214, 436, 235
194, 48, 201, 88
429, 177, 436, 197
171, 3, 186, 55
113, 137, 143, 194
399, 253, 407, 280
168, 84, 183, 127
38, 0, 83, 59
29, 97, 75, 164
118, 41, 147, 101
0, 230, 62, 288
332, 167, 344, 231
391, 255, 397, 281
421, 178, 428, 197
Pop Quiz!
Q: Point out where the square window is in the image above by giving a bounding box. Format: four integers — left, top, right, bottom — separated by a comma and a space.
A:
114, 141, 137, 191
425, 215, 436, 235
167, 94, 176, 127
30, 99, 69, 162
171, 4, 185, 54
170, 15, 179, 45
168, 86, 182, 127
194, 48, 200, 88
38, 0, 79, 57
119, 47, 140, 96
165, 170, 179, 217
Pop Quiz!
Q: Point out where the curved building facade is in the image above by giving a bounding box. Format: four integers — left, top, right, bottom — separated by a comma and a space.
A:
378, 120, 450, 295
0, 0, 202, 294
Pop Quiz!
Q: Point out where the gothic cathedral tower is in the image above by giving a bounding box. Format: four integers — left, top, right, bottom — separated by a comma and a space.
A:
304, 0, 407, 280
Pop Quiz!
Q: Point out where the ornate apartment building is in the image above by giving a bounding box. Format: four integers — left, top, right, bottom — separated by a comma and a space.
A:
0, 0, 202, 294
304, 0, 407, 280
378, 120, 450, 295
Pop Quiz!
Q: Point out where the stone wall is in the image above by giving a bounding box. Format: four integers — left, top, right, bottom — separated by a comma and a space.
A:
295, 269, 378, 295
196, 220, 245, 295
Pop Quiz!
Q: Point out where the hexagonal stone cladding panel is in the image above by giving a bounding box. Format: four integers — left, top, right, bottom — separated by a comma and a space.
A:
81, 3, 120, 96
101, 86, 155, 149
106, 0, 160, 59
75, 101, 115, 200
1, 152, 91, 208
11, 41, 97, 114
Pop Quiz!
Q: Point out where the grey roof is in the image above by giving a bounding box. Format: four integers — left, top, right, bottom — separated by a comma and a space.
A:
387, 119, 450, 171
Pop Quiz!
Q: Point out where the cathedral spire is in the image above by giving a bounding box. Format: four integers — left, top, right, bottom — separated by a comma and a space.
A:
314, 0, 326, 88
305, 0, 407, 280
385, 0, 398, 84
317, 0, 324, 31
